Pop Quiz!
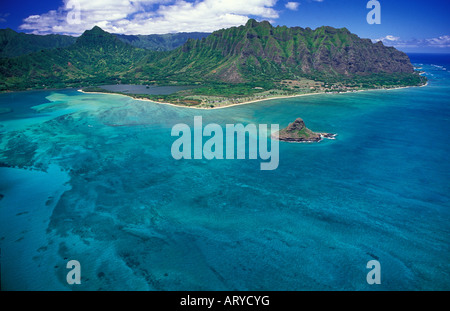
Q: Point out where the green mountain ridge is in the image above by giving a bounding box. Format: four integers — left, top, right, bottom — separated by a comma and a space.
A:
0, 26, 158, 89
0, 20, 425, 92
0, 28, 76, 58
0, 28, 210, 58
115, 32, 210, 51
143, 19, 416, 84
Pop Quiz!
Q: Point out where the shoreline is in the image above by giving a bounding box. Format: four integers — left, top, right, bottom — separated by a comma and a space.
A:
77, 89, 330, 110
78, 82, 428, 110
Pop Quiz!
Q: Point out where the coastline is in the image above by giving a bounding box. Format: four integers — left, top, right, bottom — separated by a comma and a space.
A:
78, 82, 428, 110
77, 88, 330, 110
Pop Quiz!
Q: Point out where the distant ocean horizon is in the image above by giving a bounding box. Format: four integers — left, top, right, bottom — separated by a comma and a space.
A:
0, 53, 449, 290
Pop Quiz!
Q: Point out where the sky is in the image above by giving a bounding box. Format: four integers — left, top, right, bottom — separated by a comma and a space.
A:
0, 0, 449, 53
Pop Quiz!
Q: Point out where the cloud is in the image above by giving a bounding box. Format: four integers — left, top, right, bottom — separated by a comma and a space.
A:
374, 35, 400, 43
285, 2, 300, 11
373, 35, 450, 49
0, 13, 9, 23
425, 35, 450, 48
19, 0, 279, 35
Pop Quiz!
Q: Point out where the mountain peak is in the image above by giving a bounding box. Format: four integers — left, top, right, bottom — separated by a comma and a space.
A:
245, 19, 272, 29
92, 25, 105, 32
277, 118, 325, 142
4, 28, 17, 33
285, 118, 306, 132
76, 26, 119, 46
81, 26, 108, 36
245, 19, 258, 28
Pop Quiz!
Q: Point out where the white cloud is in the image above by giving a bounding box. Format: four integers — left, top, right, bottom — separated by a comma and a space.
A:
374, 35, 400, 43
285, 2, 300, 11
384, 35, 399, 41
372, 35, 450, 50
19, 0, 280, 35
426, 35, 450, 48
0, 13, 10, 23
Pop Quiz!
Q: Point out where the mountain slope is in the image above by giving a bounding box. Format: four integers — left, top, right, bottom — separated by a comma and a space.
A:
0, 26, 161, 90
0, 22, 423, 91
115, 32, 210, 51
0, 28, 209, 58
0, 28, 76, 58
145, 19, 415, 83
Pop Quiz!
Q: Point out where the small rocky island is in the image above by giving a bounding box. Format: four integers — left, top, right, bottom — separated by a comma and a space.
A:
273, 118, 336, 142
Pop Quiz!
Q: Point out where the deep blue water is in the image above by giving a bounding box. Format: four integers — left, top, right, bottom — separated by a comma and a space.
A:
0, 54, 449, 290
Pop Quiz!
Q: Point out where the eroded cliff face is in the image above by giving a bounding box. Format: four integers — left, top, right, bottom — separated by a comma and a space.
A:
275, 118, 336, 143
276, 118, 320, 142
160, 20, 414, 83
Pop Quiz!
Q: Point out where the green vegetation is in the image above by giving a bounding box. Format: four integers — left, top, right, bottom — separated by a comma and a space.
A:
0, 21, 427, 106
0, 28, 76, 58
0, 26, 159, 91
0, 29, 209, 58
115, 32, 210, 51
297, 127, 311, 138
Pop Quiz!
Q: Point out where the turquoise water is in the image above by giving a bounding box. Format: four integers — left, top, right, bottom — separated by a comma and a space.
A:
0, 54, 449, 290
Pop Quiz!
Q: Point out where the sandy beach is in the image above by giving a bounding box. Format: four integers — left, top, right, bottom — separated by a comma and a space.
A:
77, 88, 331, 110
77, 82, 427, 110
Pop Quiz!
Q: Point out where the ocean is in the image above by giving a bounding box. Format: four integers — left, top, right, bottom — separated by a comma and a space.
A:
0, 53, 449, 290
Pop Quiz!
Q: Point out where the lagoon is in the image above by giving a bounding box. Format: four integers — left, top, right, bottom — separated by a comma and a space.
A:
0, 54, 449, 290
